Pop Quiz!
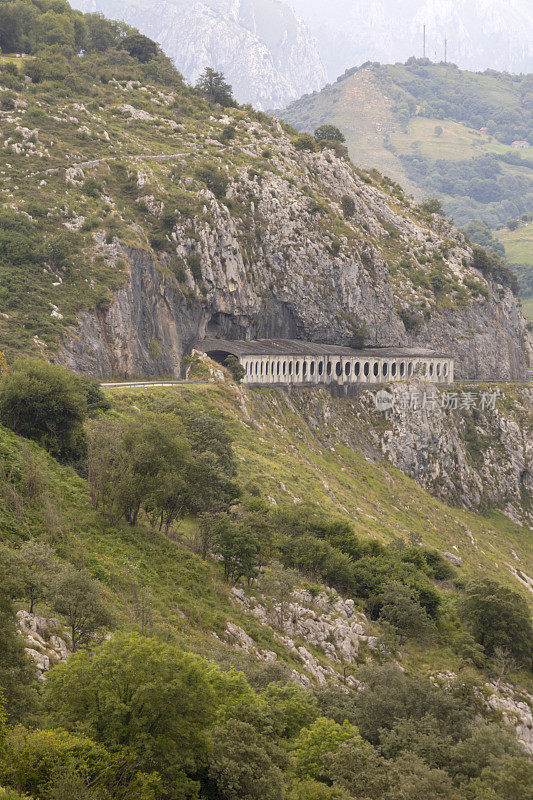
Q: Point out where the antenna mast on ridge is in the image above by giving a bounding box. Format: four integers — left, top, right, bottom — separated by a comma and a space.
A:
423, 24, 426, 58
444, 36, 447, 64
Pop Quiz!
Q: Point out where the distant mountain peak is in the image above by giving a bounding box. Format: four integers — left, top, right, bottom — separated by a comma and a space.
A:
72, 0, 327, 108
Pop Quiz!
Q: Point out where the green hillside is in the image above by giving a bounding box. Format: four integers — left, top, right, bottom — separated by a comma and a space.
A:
0, 361, 532, 799
279, 60, 533, 230
0, 5, 531, 800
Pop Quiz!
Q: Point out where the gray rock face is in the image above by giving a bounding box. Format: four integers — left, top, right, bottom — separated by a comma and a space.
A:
57, 123, 527, 382
288, 0, 533, 80
72, 0, 327, 109
280, 381, 532, 524
228, 585, 372, 686
16, 611, 72, 681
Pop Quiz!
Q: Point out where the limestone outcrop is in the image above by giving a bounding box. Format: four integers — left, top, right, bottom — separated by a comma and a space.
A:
16, 611, 71, 681
225, 585, 375, 687
57, 118, 527, 381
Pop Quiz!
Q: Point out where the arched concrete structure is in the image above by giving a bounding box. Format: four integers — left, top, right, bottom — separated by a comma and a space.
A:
199, 339, 454, 387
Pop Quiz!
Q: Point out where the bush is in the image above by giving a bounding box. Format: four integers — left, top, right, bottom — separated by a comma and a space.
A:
460, 579, 533, 665
195, 164, 229, 198
294, 134, 317, 152
369, 581, 435, 640
341, 195, 355, 218
224, 355, 245, 383
0, 361, 87, 464
417, 198, 444, 216
1, 726, 110, 798
0, 590, 37, 722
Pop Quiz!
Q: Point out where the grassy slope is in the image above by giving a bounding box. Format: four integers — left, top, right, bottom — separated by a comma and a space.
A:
495, 224, 533, 319
2, 376, 532, 687
110, 380, 533, 597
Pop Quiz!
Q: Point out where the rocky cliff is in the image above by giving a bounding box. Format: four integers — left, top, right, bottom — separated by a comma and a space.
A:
56, 116, 527, 381
72, 0, 327, 108
0, 50, 526, 380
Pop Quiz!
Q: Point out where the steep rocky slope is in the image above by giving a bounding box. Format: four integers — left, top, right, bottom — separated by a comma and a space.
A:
72, 0, 327, 108
0, 42, 527, 380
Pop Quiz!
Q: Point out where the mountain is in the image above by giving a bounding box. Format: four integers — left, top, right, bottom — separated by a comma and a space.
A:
0, 44, 527, 380
0, 6, 532, 799
71, 0, 327, 108
288, 0, 533, 81
279, 62, 533, 228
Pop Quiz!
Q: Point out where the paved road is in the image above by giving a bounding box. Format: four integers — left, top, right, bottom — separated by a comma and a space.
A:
101, 380, 208, 389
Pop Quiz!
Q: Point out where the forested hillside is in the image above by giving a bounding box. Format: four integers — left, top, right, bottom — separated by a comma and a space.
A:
0, 357, 532, 800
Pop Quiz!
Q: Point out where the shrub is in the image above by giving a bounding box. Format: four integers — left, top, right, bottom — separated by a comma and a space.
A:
417, 198, 444, 216
82, 178, 102, 198
341, 195, 356, 218
224, 355, 245, 383
398, 308, 423, 333
187, 254, 202, 281
0, 360, 87, 464
460, 579, 533, 665
195, 164, 229, 198
294, 134, 317, 152
2, 726, 110, 798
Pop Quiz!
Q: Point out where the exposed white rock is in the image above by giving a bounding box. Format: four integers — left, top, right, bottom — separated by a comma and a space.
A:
486, 683, 533, 755
17, 611, 71, 681
227, 584, 374, 686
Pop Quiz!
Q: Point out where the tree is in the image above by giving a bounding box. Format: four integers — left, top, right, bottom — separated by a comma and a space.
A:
213, 517, 261, 584
260, 682, 319, 740
314, 126, 346, 144
293, 717, 361, 783
121, 33, 157, 62
340, 195, 355, 218
491, 647, 518, 688
324, 738, 389, 799
15, 540, 59, 613
32, 11, 75, 49
207, 719, 284, 800
385, 753, 460, 800
43, 634, 216, 795
0, 588, 37, 722
460, 579, 533, 665
434, 125, 443, 136
351, 665, 472, 746
196, 68, 236, 107
370, 581, 435, 641
0, 361, 87, 464
51, 568, 112, 652
288, 781, 346, 800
